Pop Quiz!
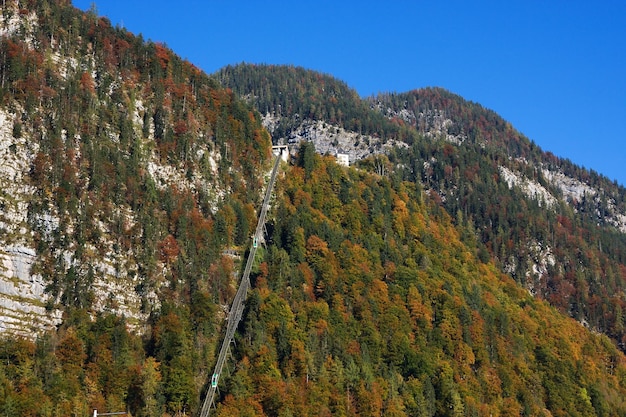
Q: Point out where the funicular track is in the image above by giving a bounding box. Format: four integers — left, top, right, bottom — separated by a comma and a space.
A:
198, 151, 283, 417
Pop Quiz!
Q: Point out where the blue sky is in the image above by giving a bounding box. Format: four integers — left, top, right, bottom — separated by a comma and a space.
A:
73, 1, 626, 186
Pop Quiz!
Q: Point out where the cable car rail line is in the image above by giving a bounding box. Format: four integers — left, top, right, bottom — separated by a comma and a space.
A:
198, 153, 283, 417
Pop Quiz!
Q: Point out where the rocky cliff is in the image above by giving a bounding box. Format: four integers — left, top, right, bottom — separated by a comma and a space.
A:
0, 2, 270, 336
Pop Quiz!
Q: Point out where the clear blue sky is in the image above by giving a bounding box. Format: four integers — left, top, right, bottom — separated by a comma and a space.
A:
73, 1, 626, 186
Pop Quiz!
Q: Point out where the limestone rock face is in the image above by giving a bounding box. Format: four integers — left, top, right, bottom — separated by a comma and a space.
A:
0, 246, 61, 335
0, 4, 245, 338
0, 105, 60, 335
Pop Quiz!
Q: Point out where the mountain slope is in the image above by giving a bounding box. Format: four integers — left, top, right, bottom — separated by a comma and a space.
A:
377, 89, 626, 350
217, 64, 626, 352
0, 1, 273, 415
216, 147, 626, 416
0, 3, 271, 332
216, 64, 416, 162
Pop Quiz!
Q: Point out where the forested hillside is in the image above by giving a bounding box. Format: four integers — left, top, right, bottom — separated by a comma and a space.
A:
218, 64, 626, 354
376, 90, 626, 351
0, 1, 270, 414
0, 0, 270, 327
216, 64, 417, 143
213, 146, 626, 416
1, 2, 626, 416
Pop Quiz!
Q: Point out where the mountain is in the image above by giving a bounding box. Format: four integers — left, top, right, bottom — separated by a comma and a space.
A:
0, 2, 626, 416
217, 63, 626, 352
0, 2, 271, 336
0, 1, 274, 414
227, 148, 626, 416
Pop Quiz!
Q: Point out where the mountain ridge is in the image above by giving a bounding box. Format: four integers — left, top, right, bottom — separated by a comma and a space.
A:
217, 63, 626, 352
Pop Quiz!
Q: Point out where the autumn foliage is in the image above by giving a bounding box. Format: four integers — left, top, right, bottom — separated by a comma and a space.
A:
209, 148, 626, 416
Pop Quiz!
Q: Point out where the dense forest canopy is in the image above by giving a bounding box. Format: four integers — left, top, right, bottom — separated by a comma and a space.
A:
1, 1, 270, 414
218, 63, 626, 356
217, 64, 418, 143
